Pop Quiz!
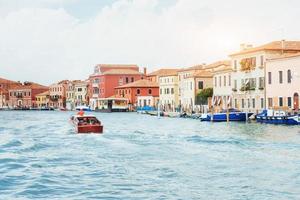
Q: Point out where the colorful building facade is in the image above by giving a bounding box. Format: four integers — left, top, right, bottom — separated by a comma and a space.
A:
89, 64, 144, 110
230, 41, 300, 113
49, 80, 69, 109
115, 79, 159, 110
8, 82, 48, 108
266, 53, 300, 111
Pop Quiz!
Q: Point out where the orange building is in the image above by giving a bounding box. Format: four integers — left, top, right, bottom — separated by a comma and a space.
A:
115, 79, 159, 109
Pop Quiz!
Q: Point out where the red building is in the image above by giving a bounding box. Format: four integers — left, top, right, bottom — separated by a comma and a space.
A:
115, 79, 159, 109
88, 64, 145, 110
0, 77, 21, 108
8, 82, 48, 108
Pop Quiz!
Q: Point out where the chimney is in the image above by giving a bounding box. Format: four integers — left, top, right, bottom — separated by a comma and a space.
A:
143, 67, 147, 75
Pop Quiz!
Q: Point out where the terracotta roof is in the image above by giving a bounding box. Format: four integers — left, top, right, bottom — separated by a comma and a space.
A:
189, 70, 213, 78
230, 41, 300, 56
36, 91, 50, 96
147, 68, 180, 76
102, 69, 142, 75
212, 65, 233, 74
115, 79, 159, 89
9, 82, 48, 90
0, 88, 8, 93
204, 60, 230, 69
267, 52, 300, 61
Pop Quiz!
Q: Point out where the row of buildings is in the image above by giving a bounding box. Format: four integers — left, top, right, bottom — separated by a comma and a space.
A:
1, 40, 299, 113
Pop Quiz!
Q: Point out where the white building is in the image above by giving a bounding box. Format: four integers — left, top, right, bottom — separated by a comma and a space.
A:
212, 61, 233, 110
230, 41, 300, 113
158, 69, 179, 112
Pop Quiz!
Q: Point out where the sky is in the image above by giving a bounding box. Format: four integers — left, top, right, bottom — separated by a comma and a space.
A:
0, 0, 300, 85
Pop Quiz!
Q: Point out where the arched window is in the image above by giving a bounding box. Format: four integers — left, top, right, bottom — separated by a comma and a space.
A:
137, 89, 140, 95
148, 89, 152, 95
287, 69, 292, 83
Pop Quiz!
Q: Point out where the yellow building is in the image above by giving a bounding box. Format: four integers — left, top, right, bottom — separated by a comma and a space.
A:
36, 91, 50, 108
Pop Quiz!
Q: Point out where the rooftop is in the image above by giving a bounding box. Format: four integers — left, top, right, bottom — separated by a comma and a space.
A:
267, 52, 300, 61
9, 82, 48, 90
204, 60, 230, 69
230, 41, 300, 56
147, 68, 180, 76
36, 91, 50, 96
178, 64, 205, 72
188, 70, 213, 78
116, 79, 159, 89
96, 64, 138, 69
102, 69, 143, 75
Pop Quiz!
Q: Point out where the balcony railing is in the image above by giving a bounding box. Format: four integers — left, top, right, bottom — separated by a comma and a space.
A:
240, 85, 255, 92
16, 94, 23, 98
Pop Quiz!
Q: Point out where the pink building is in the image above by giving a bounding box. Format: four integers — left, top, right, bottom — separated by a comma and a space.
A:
49, 80, 69, 109
266, 53, 300, 111
8, 82, 48, 108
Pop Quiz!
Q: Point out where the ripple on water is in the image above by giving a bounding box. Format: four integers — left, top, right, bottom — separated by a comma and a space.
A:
0, 111, 300, 199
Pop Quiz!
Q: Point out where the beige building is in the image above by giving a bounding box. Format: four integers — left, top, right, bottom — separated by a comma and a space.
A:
158, 69, 179, 112
212, 61, 233, 110
74, 81, 88, 107
66, 81, 75, 110
36, 91, 50, 108
49, 80, 69, 109
178, 64, 213, 112
230, 41, 300, 113
266, 53, 300, 111
147, 69, 179, 83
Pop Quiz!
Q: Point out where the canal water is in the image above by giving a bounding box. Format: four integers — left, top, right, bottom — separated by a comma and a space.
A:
0, 111, 300, 199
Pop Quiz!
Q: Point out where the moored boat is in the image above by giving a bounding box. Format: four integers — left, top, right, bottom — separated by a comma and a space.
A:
200, 108, 253, 122
70, 115, 103, 133
75, 105, 92, 112
256, 109, 300, 125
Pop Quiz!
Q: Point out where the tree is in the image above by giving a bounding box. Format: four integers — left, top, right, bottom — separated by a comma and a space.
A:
196, 88, 213, 105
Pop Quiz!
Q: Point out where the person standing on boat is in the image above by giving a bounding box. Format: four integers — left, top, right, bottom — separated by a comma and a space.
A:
77, 108, 85, 116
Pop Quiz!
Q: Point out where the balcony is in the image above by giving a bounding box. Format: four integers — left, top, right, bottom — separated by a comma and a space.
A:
92, 83, 99, 88
16, 94, 23, 98
240, 85, 255, 92
50, 96, 59, 101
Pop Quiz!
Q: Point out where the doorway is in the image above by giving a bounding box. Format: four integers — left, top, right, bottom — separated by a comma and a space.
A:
293, 93, 299, 110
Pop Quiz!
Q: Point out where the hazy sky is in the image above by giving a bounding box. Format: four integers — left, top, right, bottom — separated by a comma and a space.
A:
0, 0, 300, 85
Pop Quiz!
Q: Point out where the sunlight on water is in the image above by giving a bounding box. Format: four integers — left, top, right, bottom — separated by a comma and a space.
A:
0, 111, 300, 199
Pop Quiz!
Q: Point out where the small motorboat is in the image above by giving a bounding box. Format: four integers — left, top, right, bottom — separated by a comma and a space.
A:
256, 109, 300, 125
70, 115, 103, 134
75, 105, 92, 112
200, 108, 254, 122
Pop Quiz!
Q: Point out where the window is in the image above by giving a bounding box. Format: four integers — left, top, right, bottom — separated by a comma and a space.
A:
166, 88, 170, 94
137, 89, 140, 95
215, 77, 217, 87
252, 98, 255, 108
234, 80, 237, 89
242, 99, 245, 108
279, 97, 283, 107
126, 77, 129, 83
287, 70, 292, 83
268, 72, 272, 84
148, 89, 152, 95
259, 77, 265, 89
131, 77, 134, 82
198, 81, 203, 89
247, 99, 250, 108
260, 55, 264, 66
288, 97, 292, 107
78, 88, 82, 92
235, 99, 237, 108
224, 76, 226, 87
234, 60, 237, 70
228, 75, 231, 86
279, 71, 283, 84
268, 98, 273, 108
261, 98, 264, 109
160, 89, 162, 95
171, 88, 174, 94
